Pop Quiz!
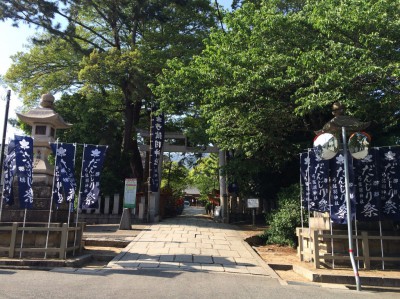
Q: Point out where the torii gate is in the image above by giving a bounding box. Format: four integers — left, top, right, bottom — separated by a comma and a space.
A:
137, 129, 228, 223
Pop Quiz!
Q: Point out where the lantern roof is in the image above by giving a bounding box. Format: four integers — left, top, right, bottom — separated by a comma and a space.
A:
16, 93, 72, 129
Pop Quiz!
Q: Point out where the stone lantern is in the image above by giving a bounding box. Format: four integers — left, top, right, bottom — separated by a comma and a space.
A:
16, 93, 72, 185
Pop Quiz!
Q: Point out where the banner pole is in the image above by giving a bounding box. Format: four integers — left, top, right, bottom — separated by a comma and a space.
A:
0, 90, 12, 222
44, 139, 59, 258
0, 193, 3, 222
0, 90, 11, 184
342, 126, 361, 291
355, 217, 360, 269
351, 157, 360, 269
64, 143, 77, 259
299, 154, 304, 230
379, 220, 385, 270
328, 176, 335, 269
19, 208, 27, 259
73, 144, 86, 256
64, 201, 72, 259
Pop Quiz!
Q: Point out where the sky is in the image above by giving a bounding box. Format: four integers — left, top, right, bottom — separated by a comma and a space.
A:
0, 0, 233, 144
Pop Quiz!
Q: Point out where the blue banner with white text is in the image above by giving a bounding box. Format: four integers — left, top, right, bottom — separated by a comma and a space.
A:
353, 148, 380, 221
150, 113, 165, 192
14, 135, 34, 209
79, 145, 107, 209
300, 149, 330, 212
378, 147, 400, 220
329, 151, 356, 224
2, 140, 16, 206
51, 142, 77, 206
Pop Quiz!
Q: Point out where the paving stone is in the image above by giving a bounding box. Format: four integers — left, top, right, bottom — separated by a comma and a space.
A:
159, 262, 180, 269
179, 242, 197, 248
193, 255, 213, 264
164, 242, 180, 248
217, 250, 241, 258
234, 257, 257, 266
171, 247, 186, 254
213, 256, 236, 265
174, 254, 193, 263
147, 248, 170, 255
200, 248, 217, 256
184, 248, 201, 255
213, 239, 230, 245
238, 251, 255, 259
159, 254, 175, 262
196, 243, 212, 249
201, 239, 215, 244
213, 244, 231, 250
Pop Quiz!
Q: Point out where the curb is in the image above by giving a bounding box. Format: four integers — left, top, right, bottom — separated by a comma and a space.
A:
292, 264, 400, 288
0, 254, 92, 270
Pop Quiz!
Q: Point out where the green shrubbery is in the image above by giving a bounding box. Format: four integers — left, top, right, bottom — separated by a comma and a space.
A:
263, 184, 307, 247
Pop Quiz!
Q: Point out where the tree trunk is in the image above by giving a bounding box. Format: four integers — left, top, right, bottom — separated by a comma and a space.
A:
122, 82, 144, 190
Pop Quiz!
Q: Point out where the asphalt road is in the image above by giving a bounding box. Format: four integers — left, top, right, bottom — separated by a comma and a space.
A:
0, 206, 398, 299
0, 267, 398, 299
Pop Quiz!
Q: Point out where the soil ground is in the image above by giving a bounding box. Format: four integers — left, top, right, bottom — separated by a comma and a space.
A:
235, 223, 400, 283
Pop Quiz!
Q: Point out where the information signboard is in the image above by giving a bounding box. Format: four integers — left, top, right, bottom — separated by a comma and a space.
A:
123, 178, 137, 209
247, 198, 259, 209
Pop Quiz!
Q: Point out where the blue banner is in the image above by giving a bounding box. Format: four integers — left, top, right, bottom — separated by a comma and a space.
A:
14, 135, 34, 209
150, 113, 165, 192
329, 151, 356, 224
79, 145, 107, 209
51, 143, 77, 206
378, 147, 400, 220
353, 148, 380, 221
300, 149, 330, 212
2, 140, 16, 206
300, 146, 400, 223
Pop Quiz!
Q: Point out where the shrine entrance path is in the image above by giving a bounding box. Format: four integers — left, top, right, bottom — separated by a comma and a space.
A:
106, 206, 278, 278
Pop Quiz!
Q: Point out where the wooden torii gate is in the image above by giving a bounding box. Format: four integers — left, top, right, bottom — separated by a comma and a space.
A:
137, 129, 227, 223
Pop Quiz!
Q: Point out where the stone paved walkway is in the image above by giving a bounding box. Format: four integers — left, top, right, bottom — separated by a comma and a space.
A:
106, 208, 277, 278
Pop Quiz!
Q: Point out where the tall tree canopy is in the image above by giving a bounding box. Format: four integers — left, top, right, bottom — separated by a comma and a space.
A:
1, 0, 220, 188
154, 0, 400, 171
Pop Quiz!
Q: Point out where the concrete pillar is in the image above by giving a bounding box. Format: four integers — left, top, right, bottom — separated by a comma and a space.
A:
138, 202, 145, 220
112, 194, 119, 215
104, 195, 110, 214
94, 196, 101, 214
149, 193, 157, 222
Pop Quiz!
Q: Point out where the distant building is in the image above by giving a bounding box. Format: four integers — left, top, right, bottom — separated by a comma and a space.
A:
183, 186, 200, 206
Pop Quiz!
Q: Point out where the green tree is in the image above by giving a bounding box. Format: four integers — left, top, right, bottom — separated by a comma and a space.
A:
1, 0, 219, 189
161, 154, 189, 197
154, 0, 400, 202
54, 93, 125, 195
154, 1, 307, 171
188, 154, 219, 201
